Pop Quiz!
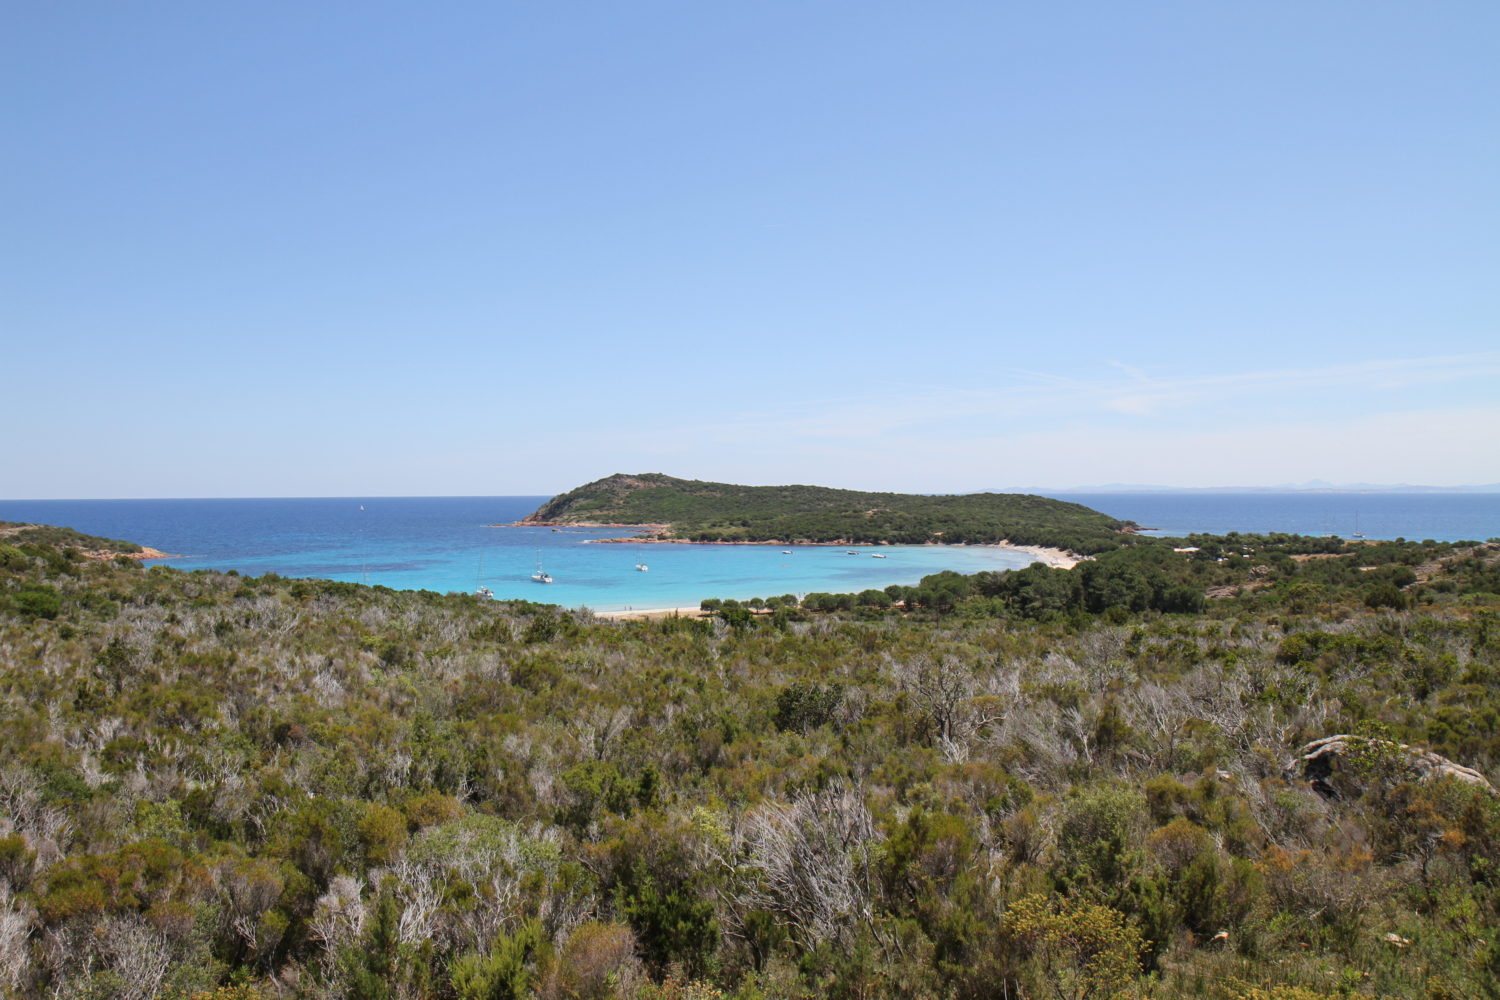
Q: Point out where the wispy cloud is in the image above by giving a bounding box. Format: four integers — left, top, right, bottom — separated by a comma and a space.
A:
682, 351, 1500, 439
1031, 352, 1500, 420
951, 403, 1500, 490
562, 352, 1500, 491
725, 403, 1500, 491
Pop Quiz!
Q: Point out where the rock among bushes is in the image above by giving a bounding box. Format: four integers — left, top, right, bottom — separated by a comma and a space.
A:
1284, 735, 1497, 798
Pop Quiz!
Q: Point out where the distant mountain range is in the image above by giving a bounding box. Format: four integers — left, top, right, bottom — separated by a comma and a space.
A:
992, 482, 1500, 495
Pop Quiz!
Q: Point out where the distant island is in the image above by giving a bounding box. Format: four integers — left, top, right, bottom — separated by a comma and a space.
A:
518, 473, 1134, 554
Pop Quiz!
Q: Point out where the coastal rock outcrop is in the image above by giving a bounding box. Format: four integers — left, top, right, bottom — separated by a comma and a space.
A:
1284, 735, 1497, 799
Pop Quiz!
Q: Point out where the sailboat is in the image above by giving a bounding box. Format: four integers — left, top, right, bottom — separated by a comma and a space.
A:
531, 550, 553, 584
357, 503, 368, 584
635, 560, 649, 572
1352, 512, 1365, 539
474, 552, 494, 599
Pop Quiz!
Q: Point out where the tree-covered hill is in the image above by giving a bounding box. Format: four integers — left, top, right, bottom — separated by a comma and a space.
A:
522, 473, 1134, 553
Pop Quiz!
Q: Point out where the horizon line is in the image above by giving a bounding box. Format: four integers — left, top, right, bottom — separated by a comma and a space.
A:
5, 484, 1500, 503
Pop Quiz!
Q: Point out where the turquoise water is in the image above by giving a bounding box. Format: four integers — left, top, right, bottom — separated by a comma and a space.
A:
3, 492, 1495, 612
0, 497, 1045, 611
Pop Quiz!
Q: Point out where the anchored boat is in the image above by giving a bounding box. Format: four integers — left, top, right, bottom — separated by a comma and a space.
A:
531, 550, 553, 584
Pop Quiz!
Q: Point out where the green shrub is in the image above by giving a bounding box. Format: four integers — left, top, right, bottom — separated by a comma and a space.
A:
11, 585, 61, 620
1002, 893, 1144, 1000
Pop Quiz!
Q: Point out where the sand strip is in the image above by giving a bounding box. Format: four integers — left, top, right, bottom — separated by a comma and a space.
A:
592, 607, 708, 621
995, 542, 1081, 570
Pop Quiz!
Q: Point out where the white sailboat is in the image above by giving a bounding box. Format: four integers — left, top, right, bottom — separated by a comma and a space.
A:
531, 550, 553, 584
474, 552, 494, 599
635, 560, 649, 572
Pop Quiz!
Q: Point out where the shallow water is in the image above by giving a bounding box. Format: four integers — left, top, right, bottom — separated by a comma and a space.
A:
4, 492, 1494, 611
0, 496, 1044, 611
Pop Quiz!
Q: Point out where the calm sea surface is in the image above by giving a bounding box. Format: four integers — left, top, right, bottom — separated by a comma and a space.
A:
0, 497, 1040, 612
1054, 492, 1500, 543
2, 493, 1495, 611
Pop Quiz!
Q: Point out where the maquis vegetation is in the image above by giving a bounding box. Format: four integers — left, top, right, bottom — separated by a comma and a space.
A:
2, 520, 1499, 1000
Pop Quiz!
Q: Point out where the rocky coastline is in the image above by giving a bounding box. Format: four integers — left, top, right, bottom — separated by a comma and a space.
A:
81, 545, 172, 561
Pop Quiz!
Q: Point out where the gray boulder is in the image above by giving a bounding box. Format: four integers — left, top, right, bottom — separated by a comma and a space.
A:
1284, 735, 1497, 799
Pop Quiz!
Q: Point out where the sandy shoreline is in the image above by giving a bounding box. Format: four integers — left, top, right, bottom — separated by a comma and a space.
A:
592, 607, 709, 621
491, 523, 1080, 618
596, 538, 1080, 570
997, 543, 1080, 570
496, 522, 1081, 570
587, 541, 1079, 620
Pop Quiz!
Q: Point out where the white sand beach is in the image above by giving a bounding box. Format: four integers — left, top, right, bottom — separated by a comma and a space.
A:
995, 542, 1081, 570
592, 607, 709, 621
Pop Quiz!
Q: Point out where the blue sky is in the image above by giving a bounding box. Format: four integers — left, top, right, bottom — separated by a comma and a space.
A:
4, 2, 1496, 498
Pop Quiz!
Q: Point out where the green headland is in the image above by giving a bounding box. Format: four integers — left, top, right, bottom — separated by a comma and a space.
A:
522, 472, 1134, 552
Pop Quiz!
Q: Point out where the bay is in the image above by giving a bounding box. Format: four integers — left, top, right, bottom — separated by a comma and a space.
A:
0, 497, 1044, 612
4, 492, 1495, 612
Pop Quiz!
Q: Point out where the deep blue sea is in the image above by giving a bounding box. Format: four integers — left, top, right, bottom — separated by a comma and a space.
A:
1053, 492, 1500, 543
2, 493, 1495, 612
